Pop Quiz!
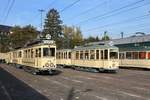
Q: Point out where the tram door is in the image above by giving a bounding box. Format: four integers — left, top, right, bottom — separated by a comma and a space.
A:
35, 48, 41, 67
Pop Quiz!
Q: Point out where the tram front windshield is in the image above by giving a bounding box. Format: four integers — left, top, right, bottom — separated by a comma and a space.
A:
110, 49, 118, 59
43, 48, 55, 57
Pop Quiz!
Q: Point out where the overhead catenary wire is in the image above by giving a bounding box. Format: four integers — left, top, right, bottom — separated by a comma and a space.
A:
60, 0, 81, 13
0, 0, 11, 23
84, 1, 150, 28
84, 14, 150, 32
69, 0, 107, 20
76, 0, 144, 25
3, 0, 15, 24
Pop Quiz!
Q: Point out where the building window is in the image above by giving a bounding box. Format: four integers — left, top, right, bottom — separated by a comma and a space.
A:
90, 50, 95, 60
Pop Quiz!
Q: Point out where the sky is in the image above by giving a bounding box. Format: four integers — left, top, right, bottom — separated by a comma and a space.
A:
0, 0, 150, 39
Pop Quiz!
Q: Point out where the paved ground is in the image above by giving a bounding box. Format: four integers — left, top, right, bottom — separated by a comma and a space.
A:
0, 64, 150, 100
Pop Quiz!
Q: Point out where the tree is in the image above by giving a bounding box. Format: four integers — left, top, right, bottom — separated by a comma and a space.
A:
102, 31, 110, 41
84, 36, 100, 44
44, 8, 63, 41
0, 33, 10, 52
62, 25, 83, 49
10, 25, 38, 49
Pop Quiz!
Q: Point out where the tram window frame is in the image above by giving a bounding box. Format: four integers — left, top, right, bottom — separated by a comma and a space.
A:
31, 49, 34, 58
148, 52, 150, 59
104, 49, 108, 60
50, 48, 55, 57
76, 51, 79, 60
96, 50, 99, 60
68, 52, 71, 59
132, 52, 139, 59
35, 49, 38, 57
90, 50, 95, 60
139, 52, 146, 59
119, 53, 125, 59
101, 50, 103, 59
80, 51, 84, 60
85, 50, 89, 60
126, 52, 132, 59
110, 51, 118, 59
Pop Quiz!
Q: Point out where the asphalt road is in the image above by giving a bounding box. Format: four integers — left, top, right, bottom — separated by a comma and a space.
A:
0, 64, 150, 100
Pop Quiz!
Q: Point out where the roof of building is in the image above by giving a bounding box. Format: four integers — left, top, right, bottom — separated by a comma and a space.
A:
0, 25, 12, 33
88, 34, 150, 45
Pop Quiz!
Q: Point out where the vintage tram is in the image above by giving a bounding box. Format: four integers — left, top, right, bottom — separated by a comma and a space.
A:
6, 38, 57, 74
57, 44, 119, 72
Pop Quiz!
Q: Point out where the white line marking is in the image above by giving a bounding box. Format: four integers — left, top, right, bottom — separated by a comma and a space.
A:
52, 80, 70, 88
133, 87, 150, 91
61, 76, 83, 83
0, 82, 12, 100
119, 91, 144, 98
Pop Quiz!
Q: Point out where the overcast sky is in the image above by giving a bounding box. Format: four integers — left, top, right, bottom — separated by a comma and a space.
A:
0, 0, 150, 39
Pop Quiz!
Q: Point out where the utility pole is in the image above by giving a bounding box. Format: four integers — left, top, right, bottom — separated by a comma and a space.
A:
38, 9, 45, 33
121, 32, 124, 39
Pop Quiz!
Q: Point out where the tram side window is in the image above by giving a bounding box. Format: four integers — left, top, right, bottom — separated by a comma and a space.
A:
119, 53, 125, 59
104, 50, 108, 59
25, 50, 27, 58
132, 52, 138, 59
126, 52, 132, 59
139, 52, 146, 59
80, 51, 83, 59
31, 49, 34, 58
18, 51, 22, 58
68, 52, 71, 59
50, 48, 55, 57
61, 52, 63, 59
35, 49, 38, 57
148, 52, 150, 59
76, 51, 79, 59
90, 50, 95, 60
96, 50, 99, 59
85, 50, 89, 60
101, 50, 103, 59
65, 52, 67, 59
110, 52, 118, 59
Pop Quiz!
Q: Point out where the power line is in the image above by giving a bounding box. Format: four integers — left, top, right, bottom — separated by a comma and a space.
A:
94, 1, 150, 22
3, 0, 15, 24
0, 0, 11, 23
60, 0, 81, 13
84, 14, 150, 32
70, 0, 107, 20
76, 0, 144, 25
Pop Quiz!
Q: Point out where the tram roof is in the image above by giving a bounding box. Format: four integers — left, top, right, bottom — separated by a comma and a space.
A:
74, 44, 118, 50
57, 49, 72, 52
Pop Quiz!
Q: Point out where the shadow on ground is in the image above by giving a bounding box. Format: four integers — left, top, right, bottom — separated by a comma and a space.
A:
0, 67, 49, 100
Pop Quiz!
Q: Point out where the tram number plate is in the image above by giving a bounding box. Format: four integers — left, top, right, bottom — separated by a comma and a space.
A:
43, 40, 54, 44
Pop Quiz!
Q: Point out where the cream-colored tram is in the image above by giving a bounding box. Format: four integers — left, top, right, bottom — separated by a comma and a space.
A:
119, 49, 150, 69
71, 44, 119, 72
56, 49, 72, 67
6, 38, 57, 74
